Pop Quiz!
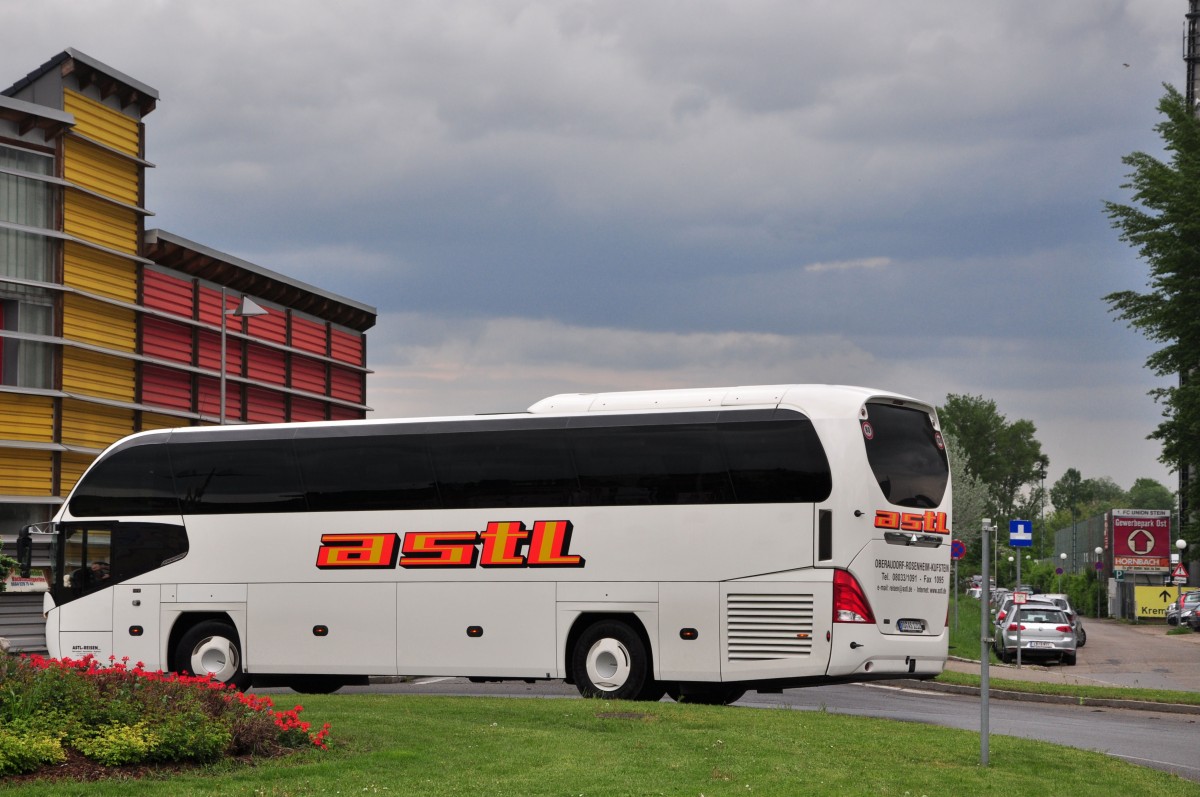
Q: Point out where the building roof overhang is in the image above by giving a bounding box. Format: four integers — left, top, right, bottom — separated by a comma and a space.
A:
0, 94, 74, 141
144, 229, 377, 332
3, 48, 158, 117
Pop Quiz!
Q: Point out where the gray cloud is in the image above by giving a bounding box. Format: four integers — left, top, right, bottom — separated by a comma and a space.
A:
3, 0, 1179, 490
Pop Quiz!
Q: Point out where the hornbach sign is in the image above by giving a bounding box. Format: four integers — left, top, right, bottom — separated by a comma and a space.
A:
1110, 509, 1170, 572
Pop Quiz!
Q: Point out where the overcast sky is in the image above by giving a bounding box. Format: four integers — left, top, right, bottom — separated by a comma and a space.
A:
3, 1, 1186, 496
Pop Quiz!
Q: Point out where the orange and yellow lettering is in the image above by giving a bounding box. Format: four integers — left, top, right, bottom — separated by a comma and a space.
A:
527, 520, 584, 567
925, 511, 951, 534
900, 513, 925, 532
316, 533, 399, 569
480, 521, 530, 566
399, 531, 480, 567
874, 511, 900, 530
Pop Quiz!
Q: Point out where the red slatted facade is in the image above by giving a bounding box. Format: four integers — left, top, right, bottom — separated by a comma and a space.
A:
246, 343, 286, 386
291, 315, 327, 355
290, 397, 327, 422
291, 355, 326, 396
137, 233, 373, 426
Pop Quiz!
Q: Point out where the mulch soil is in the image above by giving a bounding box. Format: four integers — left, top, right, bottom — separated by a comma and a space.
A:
4, 749, 262, 784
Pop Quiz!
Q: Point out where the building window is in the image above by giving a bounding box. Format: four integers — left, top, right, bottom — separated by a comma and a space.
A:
0, 144, 53, 176
0, 227, 56, 284
0, 297, 53, 388
0, 173, 57, 230
0, 144, 57, 390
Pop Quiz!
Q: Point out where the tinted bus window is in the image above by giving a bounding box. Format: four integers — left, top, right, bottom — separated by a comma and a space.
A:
719, 417, 832, 503
570, 422, 734, 505
295, 434, 440, 511
68, 441, 178, 517
862, 404, 948, 508
169, 439, 306, 514
431, 429, 577, 508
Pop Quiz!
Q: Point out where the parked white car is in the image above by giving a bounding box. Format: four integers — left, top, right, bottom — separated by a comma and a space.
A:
1038, 593, 1086, 647
993, 602, 1077, 665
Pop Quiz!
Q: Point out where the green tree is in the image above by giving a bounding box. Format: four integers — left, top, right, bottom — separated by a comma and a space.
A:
944, 432, 988, 564
1126, 477, 1175, 510
1050, 470, 1134, 519
938, 394, 1047, 521
1104, 84, 1200, 544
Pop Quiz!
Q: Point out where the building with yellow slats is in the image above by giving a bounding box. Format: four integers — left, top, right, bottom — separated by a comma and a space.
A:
0, 51, 376, 634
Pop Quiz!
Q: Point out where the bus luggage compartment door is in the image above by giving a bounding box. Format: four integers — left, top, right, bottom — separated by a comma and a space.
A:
112, 584, 161, 667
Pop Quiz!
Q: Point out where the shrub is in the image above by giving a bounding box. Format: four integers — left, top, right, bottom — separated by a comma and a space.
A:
74, 721, 158, 767
0, 724, 66, 775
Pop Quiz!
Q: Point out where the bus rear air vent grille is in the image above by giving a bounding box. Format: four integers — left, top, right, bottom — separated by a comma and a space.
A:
726, 593, 815, 661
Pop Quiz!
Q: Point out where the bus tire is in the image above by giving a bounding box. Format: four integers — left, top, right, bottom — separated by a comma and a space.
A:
571, 620, 654, 701
175, 621, 251, 691
667, 683, 747, 706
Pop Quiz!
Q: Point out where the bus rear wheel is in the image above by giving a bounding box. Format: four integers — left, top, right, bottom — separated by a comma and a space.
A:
571, 620, 658, 701
175, 621, 251, 691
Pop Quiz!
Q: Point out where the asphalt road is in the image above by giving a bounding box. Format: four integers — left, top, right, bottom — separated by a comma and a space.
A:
311, 620, 1200, 782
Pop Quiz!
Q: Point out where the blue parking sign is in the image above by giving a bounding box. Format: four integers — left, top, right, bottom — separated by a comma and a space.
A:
1009, 519, 1032, 548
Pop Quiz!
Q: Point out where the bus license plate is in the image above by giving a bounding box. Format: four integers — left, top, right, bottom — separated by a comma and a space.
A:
897, 619, 925, 633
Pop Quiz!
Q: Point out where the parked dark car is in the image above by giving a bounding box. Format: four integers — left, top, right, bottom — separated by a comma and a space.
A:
1167, 591, 1200, 626
1188, 605, 1200, 632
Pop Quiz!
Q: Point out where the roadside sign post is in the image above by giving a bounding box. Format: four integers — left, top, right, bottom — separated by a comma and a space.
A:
1012, 591, 1029, 668
951, 539, 966, 632
1007, 520, 1032, 668
980, 519, 993, 767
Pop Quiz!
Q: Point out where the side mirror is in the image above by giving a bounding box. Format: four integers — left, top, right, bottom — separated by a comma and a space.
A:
16, 525, 33, 578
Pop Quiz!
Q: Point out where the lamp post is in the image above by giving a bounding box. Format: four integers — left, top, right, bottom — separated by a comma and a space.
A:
1177, 539, 1188, 606
1035, 462, 1046, 559
1094, 546, 1104, 618
980, 518, 994, 767
1008, 555, 1015, 589
219, 289, 269, 424
1058, 552, 1067, 593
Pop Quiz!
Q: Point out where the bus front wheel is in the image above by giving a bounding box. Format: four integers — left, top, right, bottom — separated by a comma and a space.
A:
571, 620, 658, 701
175, 621, 251, 691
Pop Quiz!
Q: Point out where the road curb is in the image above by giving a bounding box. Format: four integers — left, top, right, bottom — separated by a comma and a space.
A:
888, 679, 1200, 715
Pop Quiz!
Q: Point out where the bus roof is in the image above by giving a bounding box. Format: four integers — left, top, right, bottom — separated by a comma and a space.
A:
527, 384, 931, 420
105, 384, 935, 451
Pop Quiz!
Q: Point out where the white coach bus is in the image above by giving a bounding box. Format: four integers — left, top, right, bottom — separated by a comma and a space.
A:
17, 384, 952, 703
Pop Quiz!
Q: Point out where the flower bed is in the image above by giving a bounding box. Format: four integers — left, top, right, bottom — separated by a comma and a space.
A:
0, 653, 330, 779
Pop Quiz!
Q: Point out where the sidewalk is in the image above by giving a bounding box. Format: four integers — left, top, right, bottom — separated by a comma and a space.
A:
905, 618, 1200, 715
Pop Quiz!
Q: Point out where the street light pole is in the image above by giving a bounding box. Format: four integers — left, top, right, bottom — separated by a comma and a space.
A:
218, 289, 269, 425
980, 518, 993, 767
1094, 546, 1104, 618
1177, 539, 1188, 608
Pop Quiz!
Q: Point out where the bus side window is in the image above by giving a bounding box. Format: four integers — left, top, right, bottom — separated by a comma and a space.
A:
68, 442, 178, 518
170, 440, 306, 514
718, 417, 832, 503
294, 434, 440, 512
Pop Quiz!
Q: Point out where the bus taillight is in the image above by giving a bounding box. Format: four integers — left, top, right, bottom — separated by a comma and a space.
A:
833, 569, 875, 624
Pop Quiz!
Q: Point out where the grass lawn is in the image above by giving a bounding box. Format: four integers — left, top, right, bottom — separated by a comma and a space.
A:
3, 693, 1196, 797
